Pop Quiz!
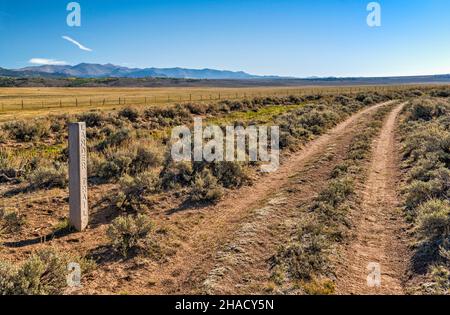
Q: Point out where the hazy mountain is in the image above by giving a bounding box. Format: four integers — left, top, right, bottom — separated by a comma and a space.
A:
0, 66, 66, 78
20, 65, 72, 74
12, 63, 265, 79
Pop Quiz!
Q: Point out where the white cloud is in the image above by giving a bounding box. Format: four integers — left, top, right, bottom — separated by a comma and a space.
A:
29, 58, 69, 66
62, 35, 92, 52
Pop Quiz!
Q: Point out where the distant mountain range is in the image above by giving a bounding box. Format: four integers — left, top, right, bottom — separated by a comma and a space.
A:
0, 63, 275, 79
1, 63, 450, 87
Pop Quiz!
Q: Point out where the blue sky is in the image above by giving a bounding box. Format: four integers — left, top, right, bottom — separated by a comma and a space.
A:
1, 0, 450, 77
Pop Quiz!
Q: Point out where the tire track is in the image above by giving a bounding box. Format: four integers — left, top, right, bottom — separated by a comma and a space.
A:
336, 103, 411, 295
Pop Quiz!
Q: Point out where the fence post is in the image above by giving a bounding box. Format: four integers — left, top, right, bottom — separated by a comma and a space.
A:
60, 100, 62, 108
76, 98, 78, 107
103, 99, 106, 106
21, 99, 24, 109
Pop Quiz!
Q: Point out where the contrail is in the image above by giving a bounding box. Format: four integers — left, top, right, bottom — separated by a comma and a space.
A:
62, 35, 92, 52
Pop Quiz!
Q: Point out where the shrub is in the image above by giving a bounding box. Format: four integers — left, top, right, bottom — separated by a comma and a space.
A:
96, 150, 134, 181
28, 164, 68, 190
405, 169, 450, 211
107, 214, 155, 258
410, 99, 437, 121
97, 128, 132, 150
330, 162, 350, 179
189, 169, 223, 203
160, 160, 193, 189
316, 177, 354, 207
271, 222, 329, 281
431, 89, 450, 98
77, 112, 105, 127
402, 125, 449, 163
4, 120, 49, 142
427, 265, 450, 294
0, 248, 94, 295
49, 117, 66, 134
363, 97, 374, 105
118, 107, 139, 122
130, 145, 163, 175
407, 156, 445, 182
0, 129, 6, 143
298, 110, 335, 135
211, 161, 251, 188
416, 199, 450, 242
0, 208, 26, 234
185, 103, 206, 115
114, 172, 160, 212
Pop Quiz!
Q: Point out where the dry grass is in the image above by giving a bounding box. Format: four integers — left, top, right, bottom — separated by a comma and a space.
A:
1, 84, 446, 122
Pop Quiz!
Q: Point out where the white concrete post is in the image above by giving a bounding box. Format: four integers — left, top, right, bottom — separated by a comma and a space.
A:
69, 122, 89, 231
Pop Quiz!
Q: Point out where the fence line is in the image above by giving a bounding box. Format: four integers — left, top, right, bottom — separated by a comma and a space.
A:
0, 84, 443, 112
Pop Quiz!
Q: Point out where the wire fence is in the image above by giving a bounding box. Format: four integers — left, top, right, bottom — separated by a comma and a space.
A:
0, 85, 441, 112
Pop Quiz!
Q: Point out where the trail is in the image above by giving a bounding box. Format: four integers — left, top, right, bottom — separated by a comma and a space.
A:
336, 103, 411, 295
144, 101, 397, 295
83, 101, 396, 294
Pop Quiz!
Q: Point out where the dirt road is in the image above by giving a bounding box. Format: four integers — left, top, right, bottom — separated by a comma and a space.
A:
81, 101, 399, 294
117, 101, 397, 294
335, 103, 411, 295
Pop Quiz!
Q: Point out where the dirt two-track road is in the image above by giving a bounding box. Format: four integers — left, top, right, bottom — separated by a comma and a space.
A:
83, 100, 412, 295
335, 103, 411, 295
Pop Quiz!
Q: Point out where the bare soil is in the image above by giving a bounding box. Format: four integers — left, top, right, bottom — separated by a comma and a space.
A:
335, 103, 412, 295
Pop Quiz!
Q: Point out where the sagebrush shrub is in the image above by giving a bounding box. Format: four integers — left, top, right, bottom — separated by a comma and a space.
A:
4, 120, 49, 142
316, 177, 354, 207
416, 199, 450, 242
0, 248, 94, 295
271, 222, 329, 281
189, 169, 223, 203
160, 160, 193, 189
97, 128, 132, 151
405, 170, 450, 211
431, 89, 450, 98
107, 214, 155, 258
114, 171, 160, 212
0, 208, 26, 234
0, 129, 6, 144
77, 112, 105, 127
211, 161, 250, 188
118, 107, 139, 122
28, 164, 68, 190
130, 145, 162, 175
96, 150, 133, 181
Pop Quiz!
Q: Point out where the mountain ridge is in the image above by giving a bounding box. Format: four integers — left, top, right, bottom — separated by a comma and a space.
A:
11, 63, 274, 79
